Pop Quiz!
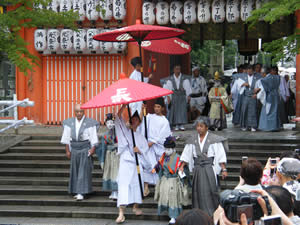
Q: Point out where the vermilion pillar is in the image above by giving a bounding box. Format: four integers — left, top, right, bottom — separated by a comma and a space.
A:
125, 0, 142, 76
296, 10, 300, 117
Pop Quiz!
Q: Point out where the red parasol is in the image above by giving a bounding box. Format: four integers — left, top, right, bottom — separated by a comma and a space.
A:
92, 19, 184, 142
133, 37, 191, 55
92, 20, 185, 43
81, 73, 173, 200
81, 73, 173, 109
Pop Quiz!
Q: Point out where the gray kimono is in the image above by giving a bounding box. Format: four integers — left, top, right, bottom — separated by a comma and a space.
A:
181, 132, 227, 217
61, 117, 99, 194
164, 74, 191, 126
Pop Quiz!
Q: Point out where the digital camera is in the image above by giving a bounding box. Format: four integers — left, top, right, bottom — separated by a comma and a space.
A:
220, 189, 270, 223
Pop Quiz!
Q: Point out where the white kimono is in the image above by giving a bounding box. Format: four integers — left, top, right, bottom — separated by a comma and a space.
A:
143, 114, 172, 185
129, 69, 149, 115
115, 115, 150, 206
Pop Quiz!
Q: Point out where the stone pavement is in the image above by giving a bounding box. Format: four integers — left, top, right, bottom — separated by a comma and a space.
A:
0, 217, 166, 225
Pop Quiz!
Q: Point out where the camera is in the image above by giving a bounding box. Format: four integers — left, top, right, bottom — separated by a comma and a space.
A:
242, 156, 248, 162
220, 189, 270, 223
260, 215, 282, 225
270, 158, 277, 165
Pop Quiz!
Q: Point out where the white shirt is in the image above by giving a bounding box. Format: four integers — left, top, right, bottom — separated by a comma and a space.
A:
248, 75, 253, 87
164, 74, 192, 99
129, 69, 149, 83
174, 74, 182, 89
198, 132, 208, 152
75, 115, 85, 141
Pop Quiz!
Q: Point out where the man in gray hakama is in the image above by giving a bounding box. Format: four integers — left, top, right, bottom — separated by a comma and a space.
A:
179, 117, 228, 217
164, 64, 192, 131
61, 104, 99, 201
239, 65, 262, 131
257, 70, 281, 131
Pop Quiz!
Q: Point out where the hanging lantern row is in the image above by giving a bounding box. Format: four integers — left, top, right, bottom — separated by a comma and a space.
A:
34, 0, 126, 22
143, 0, 264, 25
34, 28, 127, 54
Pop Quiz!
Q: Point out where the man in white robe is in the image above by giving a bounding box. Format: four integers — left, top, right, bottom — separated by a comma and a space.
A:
114, 105, 151, 223
143, 97, 172, 196
129, 57, 152, 115
179, 117, 228, 217
61, 104, 99, 201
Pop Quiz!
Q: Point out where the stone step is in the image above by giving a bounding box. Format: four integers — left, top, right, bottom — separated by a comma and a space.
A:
0, 205, 169, 221
0, 195, 171, 209
228, 142, 297, 150
0, 168, 102, 178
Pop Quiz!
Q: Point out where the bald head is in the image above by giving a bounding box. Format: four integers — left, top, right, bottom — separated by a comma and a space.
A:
74, 104, 84, 121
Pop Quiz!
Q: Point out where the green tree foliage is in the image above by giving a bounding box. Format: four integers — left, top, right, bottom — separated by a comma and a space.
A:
191, 40, 238, 72
0, 0, 79, 75
247, 0, 300, 64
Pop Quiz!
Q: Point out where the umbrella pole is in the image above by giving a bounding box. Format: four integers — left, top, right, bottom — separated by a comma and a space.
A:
138, 39, 148, 140
127, 104, 144, 200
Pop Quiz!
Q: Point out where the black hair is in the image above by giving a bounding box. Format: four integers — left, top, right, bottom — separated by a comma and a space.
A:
175, 209, 213, 225
265, 186, 294, 215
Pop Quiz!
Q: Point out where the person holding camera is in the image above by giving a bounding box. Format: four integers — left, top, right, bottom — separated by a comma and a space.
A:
235, 158, 264, 193
179, 117, 228, 217
216, 189, 294, 225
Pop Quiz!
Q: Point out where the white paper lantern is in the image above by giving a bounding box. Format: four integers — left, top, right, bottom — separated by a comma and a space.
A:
241, 0, 254, 21
73, 29, 86, 52
142, 1, 155, 25
60, 0, 72, 12
226, 0, 240, 23
34, 29, 47, 53
212, 0, 225, 23
47, 0, 59, 12
73, 0, 86, 21
170, 1, 183, 25
113, 41, 127, 53
99, 0, 113, 21
197, 0, 210, 23
86, 0, 99, 21
113, 0, 126, 21
99, 29, 113, 53
156, 1, 169, 25
183, 1, 196, 24
47, 29, 60, 52
87, 29, 100, 52
60, 29, 73, 52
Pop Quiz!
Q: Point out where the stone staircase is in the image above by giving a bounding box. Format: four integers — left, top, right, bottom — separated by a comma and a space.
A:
0, 135, 298, 222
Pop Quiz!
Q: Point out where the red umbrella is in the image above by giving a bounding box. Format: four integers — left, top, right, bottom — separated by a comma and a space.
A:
93, 19, 184, 141
81, 74, 173, 109
81, 73, 173, 200
133, 37, 191, 55
93, 20, 185, 43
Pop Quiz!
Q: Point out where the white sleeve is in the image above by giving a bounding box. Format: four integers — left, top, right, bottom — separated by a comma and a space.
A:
208, 143, 227, 175
183, 79, 192, 97
180, 144, 197, 172
88, 126, 99, 147
61, 126, 71, 145
256, 80, 266, 105
144, 77, 149, 83
163, 81, 173, 101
